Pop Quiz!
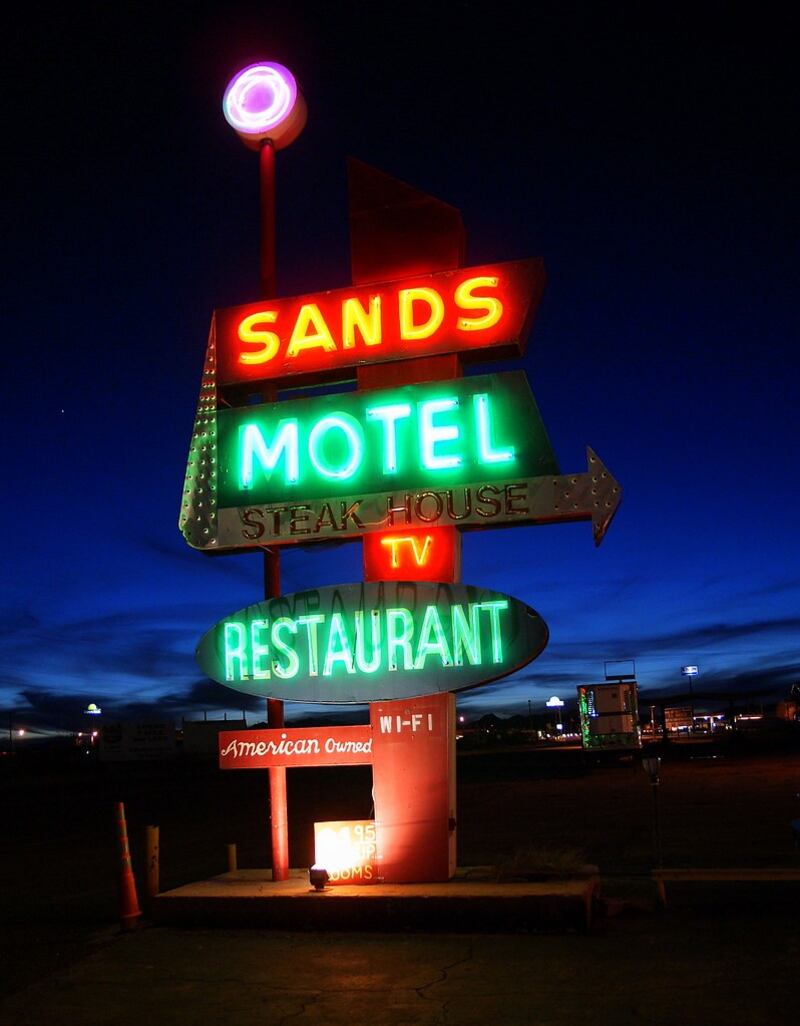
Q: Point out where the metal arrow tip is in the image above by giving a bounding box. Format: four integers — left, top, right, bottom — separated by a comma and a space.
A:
586, 446, 622, 546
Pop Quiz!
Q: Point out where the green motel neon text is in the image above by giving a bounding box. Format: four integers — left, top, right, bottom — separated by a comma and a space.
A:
238, 392, 515, 489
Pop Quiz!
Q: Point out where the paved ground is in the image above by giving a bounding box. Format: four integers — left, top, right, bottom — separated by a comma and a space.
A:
3, 747, 799, 1024
1, 905, 798, 1026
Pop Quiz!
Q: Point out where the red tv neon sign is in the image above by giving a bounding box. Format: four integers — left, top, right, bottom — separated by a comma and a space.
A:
214, 258, 544, 386
363, 527, 458, 583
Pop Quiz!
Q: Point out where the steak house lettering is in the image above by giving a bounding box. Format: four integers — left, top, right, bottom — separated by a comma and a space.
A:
239, 483, 530, 540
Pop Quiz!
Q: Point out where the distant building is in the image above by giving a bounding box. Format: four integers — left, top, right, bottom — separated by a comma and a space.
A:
182, 718, 247, 757
577, 681, 641, 750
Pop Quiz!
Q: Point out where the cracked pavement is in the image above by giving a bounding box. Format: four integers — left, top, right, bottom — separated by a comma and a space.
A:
2, 912, 799, 1026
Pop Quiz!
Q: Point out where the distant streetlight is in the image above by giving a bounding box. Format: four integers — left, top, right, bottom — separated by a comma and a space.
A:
546, 695, 564, 733
681, 665, 699, 731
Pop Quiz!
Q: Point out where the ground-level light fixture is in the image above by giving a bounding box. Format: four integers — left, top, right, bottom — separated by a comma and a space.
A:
223, 62, 307, 150
309, 865, 329, 891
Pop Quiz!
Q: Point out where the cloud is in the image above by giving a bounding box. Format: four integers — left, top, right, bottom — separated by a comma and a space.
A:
537, 614, 800, 664
16, 676, 265, 731
2, 577, 798, 729
643, 662, 800, 700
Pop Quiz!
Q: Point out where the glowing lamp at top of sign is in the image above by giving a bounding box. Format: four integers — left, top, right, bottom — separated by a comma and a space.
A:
223, 62, 307, 150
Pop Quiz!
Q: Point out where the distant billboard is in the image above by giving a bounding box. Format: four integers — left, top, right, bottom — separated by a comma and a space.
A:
664, 706, 693, 731
99, 722, 176, 762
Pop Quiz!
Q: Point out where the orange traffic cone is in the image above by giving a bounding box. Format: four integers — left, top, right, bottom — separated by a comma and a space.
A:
115, 801, 142, 930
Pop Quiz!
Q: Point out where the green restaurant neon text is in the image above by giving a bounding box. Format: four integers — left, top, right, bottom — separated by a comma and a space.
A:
221, 600, 509, 683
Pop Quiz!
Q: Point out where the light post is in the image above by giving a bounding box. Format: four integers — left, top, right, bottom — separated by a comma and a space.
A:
222, 62, 307, 297
222, 60, 307, 882
642, 756, 663, 867
681, 665, 699, 733
546, 695, 565, 737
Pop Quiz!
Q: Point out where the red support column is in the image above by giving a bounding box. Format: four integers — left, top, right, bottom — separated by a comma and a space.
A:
370, 694, 457, 882
267, 695, 289, 881
259, 141, 277, 299
349, 161, 464, 881
264, 549, 288, 880
259, 143, 288, 881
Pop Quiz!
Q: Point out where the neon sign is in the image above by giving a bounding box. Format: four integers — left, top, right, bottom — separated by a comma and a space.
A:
196, 582, 548, 702
213, 259, 544, 385
383, 534, 432, 567
216, 372, 557, 509
363, 527, 458, 582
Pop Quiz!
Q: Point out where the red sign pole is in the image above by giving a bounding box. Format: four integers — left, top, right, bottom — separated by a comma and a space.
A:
350, 161, 461, 881
259, 141, 277, 299
260, 137, 289, 881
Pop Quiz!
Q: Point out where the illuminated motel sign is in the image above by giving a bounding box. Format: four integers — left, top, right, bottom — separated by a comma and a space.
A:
182, 366, 620, 551
221, 372, 553, 502
181, 85, 622, 884
196, 582, 548, 703
180, 246, 620, 554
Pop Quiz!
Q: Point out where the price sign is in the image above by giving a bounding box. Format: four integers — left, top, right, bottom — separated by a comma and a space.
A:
314, 819, 378, 884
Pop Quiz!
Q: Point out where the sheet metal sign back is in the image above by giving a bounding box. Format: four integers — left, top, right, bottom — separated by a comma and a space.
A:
196, 581, 548, 703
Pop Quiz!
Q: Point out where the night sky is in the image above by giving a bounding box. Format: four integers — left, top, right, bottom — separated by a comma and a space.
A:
4, 2, 798, 734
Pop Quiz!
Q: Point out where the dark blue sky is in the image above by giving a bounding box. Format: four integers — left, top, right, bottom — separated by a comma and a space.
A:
4, 2, 798, 732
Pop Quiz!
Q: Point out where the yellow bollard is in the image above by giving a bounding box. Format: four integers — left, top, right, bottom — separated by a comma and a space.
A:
227, 843, 238, 872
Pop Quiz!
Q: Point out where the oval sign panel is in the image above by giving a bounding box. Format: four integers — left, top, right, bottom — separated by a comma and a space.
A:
197, 581, 548, 703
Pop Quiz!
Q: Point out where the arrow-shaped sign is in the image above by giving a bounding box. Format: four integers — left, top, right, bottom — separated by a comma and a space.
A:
201, 446, 621, 550
525, 447, 622, 546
